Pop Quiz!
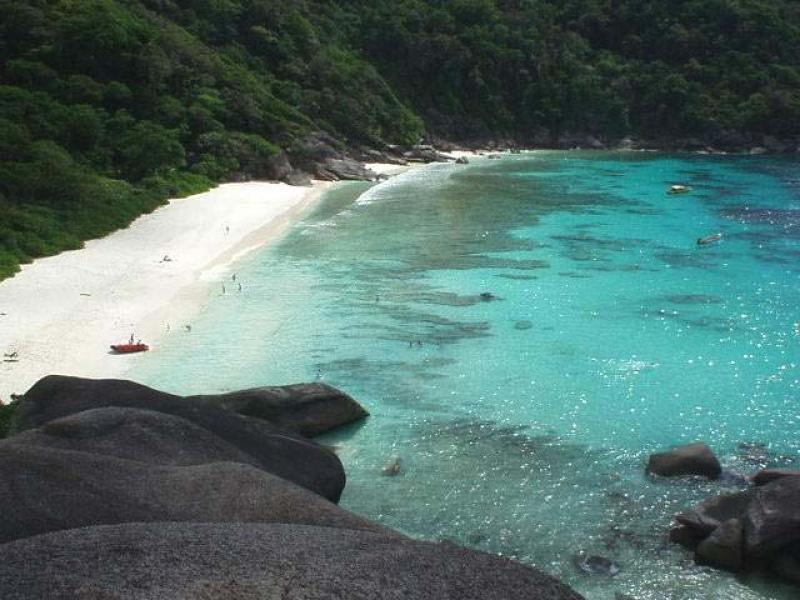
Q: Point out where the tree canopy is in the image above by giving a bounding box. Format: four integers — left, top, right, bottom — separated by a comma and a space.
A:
1, 0, 799, 278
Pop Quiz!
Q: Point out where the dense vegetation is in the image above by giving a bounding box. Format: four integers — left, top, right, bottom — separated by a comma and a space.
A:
2, 0, 800, 278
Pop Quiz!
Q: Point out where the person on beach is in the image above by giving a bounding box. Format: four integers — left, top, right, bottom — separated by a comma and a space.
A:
238, 283, 242, 292
232, 273, 236, 282
222, 284, 226, 294
129, 333, 134, 344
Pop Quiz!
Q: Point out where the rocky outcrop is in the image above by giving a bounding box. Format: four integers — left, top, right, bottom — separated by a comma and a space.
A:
190, 382, 369, 437
14, 375, 345, 501
289, 131, 384, 182
671, 474, 800, 586
264, 150, 294, 181
0, 522, 586, 600
316, 157, 378, 181
646, 442, 722, 479
0, 441, 383, 544
0, 374, 586, 600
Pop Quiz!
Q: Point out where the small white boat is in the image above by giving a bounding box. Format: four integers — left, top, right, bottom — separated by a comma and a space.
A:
668, 184, 693, 195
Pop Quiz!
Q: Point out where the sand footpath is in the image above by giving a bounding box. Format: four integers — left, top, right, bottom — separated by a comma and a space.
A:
0, 180, 334, 399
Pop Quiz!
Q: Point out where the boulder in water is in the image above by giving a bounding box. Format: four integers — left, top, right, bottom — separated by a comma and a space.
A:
646, 442, 721, 479
573, 554, 620, 576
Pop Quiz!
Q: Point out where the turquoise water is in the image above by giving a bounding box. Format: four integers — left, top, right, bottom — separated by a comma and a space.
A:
130, 152, 800, 599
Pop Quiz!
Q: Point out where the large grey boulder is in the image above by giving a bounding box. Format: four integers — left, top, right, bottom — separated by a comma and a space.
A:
0, 522, 586, 600
13, 375, 345, 501
0, 441, 383, 544
9, 407, 260, 467
264, 151, 293, 181
190, 382, 369, 437
744, 475, 800, 557
646, 442, 721, 479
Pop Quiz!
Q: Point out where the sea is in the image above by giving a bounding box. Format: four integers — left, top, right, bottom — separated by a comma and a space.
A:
129, 151, 800, 600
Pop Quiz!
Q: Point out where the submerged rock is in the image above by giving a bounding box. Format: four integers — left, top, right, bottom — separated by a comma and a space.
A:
573, 554, 620, 576
382, 456, 403, 476
0, 522, 586, 600
191, 382, 369, 437
717, 470, 749, 487
646, 442, 721, 479
14, 375, 345, 501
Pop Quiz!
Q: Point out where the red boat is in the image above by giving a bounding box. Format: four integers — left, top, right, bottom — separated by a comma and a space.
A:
110, 343, 149, 354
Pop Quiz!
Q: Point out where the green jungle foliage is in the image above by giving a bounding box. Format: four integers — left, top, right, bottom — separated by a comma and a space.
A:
1, 0, 800, 278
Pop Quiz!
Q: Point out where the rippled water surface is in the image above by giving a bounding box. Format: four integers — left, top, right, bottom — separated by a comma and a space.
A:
131, 152, 800, 599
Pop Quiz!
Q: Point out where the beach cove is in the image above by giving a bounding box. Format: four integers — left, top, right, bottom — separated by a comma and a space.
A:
127, 151, 800, 600
2, 150, 799, 598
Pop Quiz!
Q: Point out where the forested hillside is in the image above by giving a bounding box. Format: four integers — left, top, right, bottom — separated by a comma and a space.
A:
2, 0, 800, 279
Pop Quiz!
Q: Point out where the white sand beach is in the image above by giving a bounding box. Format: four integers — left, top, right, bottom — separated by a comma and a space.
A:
0, 180, 333, 399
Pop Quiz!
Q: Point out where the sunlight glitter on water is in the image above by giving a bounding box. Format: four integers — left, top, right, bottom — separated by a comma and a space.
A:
131, 152, 800, 600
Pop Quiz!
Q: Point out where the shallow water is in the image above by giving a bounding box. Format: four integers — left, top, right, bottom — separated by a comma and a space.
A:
131, 152, 800, 599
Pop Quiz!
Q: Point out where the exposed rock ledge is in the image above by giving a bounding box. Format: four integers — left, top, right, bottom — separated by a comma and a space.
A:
0, 375, 585, 600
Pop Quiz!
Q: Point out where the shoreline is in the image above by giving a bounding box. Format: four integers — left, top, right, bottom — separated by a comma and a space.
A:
0, 162, 418, 400
0, 179, 336, 400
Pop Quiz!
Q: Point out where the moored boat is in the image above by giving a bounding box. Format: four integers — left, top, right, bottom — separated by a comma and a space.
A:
110, 343, 149, 354
668, 184, 693, 195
